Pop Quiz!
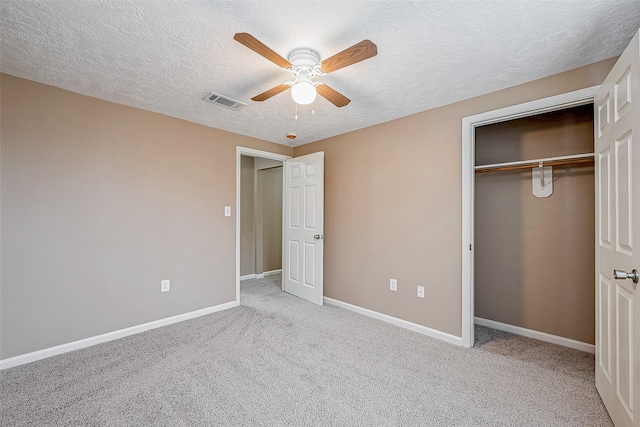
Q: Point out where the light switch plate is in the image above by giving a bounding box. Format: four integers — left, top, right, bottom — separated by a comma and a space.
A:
417, 286, 425, 298
224, 206, 231, 217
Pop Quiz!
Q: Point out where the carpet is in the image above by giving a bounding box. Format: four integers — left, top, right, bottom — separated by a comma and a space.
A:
0, 274, 611, 426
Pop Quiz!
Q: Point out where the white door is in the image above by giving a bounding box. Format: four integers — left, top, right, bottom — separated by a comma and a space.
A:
595, 29, 639, 427
283, 152, 324, 305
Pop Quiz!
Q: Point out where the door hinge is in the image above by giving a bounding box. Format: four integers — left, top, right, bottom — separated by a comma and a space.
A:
469, 244, 472, 251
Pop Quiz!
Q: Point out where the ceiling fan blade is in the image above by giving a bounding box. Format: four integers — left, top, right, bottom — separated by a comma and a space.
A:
320, 40, 378, 73
317, 84, 351, 108
251, 84, 291, 102
234, 33, 292, 69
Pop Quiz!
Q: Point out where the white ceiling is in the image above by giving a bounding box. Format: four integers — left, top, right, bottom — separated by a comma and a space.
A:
2, 1, 639, 146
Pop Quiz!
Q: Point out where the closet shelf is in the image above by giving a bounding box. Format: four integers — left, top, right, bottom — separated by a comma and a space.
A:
475, 153, 594, 174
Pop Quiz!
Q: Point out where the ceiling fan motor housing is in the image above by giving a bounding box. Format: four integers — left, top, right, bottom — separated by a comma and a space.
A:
288, 48, 321, 72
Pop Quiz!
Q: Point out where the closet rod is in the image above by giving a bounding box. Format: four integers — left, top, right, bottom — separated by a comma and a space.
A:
475, 153, 594, 174
258, 165, 283, 171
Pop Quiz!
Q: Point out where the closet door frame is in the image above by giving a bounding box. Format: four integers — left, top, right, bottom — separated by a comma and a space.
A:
460, 86, 599, 348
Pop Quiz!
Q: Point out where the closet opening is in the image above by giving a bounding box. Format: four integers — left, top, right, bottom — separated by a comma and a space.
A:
473, 103, 596, 352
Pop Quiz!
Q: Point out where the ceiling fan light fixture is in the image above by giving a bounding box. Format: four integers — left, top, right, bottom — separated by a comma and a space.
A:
291, 81, 317, 105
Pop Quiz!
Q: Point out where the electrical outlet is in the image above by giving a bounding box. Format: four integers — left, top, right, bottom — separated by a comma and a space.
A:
161, 279, 170, 293
390, 278, 397, 291
417, 285, 425, 298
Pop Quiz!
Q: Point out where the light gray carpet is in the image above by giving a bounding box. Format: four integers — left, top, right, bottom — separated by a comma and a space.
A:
1, 274, 611, 426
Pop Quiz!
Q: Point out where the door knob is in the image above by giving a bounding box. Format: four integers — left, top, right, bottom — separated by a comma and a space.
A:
613, 269, 639, 284
313, 234, 324, 240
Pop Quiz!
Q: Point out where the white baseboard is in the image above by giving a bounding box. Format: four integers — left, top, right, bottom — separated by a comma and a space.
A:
474, 317, 595, 354
0, 300, 239, 370
324, 297, 463, 347
263, 269, 282, 277
242, 269, 281, 280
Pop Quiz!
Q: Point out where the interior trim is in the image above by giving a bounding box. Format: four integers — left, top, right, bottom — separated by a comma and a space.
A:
236, 145, 291, 304
461, 85, 600, 349
324, 297, 463, 347
475, 317, 595, 353
235, 147, 291, 305
0, 300, 239, 370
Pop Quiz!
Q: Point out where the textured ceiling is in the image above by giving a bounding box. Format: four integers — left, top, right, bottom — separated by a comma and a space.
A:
2, 1, 640, 146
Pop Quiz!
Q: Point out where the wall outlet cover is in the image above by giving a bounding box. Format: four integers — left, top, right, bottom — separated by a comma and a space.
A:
390, 278, 397, 291
161, 279, 170, 292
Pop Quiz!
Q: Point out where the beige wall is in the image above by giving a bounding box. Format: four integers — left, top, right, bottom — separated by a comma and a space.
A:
294, 58, 616, 337
0, 74, 291, 359
1, 58, 617, 359
474, 105, 595, 344
240, 156, 255, 276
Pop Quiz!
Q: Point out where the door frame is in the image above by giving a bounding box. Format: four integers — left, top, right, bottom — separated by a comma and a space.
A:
460, 85, 600, 348
236, 147, 291, 303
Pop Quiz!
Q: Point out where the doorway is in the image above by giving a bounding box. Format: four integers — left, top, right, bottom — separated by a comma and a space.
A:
235, 147, 326, 306
239, 155, 284, 281
461, 86, 600, 348
235, 147, 290, 303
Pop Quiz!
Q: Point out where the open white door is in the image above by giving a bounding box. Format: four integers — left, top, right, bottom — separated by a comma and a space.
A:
283, 152, 324, 305
595, 29, 639, 427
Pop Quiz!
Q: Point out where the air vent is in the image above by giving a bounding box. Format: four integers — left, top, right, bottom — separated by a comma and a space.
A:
202, 92, 247, 111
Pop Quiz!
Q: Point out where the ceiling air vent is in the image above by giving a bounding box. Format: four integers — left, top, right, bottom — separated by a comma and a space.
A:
202, 92, 247, 111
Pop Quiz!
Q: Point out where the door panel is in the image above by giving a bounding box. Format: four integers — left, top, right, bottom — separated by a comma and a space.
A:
595, 29, 639, 427
616, 134, 633, 254
616, 285, 632, 418
289, 187, 300, 227
283, 152, 324, 305
615, 67, 632, 118
304, 185, 316, 228
304, 242, 316, 286
599, 147, 612, 247
599, 274, 613, 381
288, 240, 299, 282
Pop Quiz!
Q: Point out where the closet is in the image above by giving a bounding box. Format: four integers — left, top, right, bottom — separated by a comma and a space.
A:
474, 104, 595, 346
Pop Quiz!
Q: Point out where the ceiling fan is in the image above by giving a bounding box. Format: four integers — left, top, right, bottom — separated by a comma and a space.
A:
234, 33, 377, 108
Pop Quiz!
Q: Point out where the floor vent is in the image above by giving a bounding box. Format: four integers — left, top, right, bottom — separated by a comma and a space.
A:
202, 92, 247, 111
